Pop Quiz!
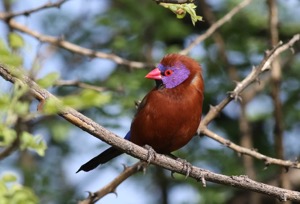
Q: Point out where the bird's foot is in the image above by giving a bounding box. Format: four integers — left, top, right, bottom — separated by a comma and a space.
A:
143, 145, 156, 164
168, 154, 192, 179
176, 157, 192, 178
196, 170, 207, 187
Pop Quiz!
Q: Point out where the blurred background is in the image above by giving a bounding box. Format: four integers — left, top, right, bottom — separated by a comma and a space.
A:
0, 0, 300, 203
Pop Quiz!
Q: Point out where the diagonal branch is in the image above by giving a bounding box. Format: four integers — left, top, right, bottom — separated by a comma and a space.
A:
78, 161, 147, 204
0, 14, 151, 69
0, 136, 19, 160
180, 0, 252, 55
198, 34, 300, 168
199, 34, 300, 129
1, 52, 300, 201
1, 0, 68, 20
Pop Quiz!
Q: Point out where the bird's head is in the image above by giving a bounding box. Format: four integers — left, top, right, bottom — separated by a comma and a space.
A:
145, 54, 202, 89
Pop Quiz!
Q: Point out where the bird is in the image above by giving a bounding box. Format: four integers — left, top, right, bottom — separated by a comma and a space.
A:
77, 54, 204, 173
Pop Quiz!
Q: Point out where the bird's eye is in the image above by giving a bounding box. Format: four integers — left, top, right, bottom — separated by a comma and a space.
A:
164, 69, 173, 76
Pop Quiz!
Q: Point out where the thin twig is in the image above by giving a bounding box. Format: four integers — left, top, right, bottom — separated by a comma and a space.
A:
199, 34, 300, 129
180, 0, 252, 55
198, 0, 239, 80
0, 137, 19, 160
2, 0, 68, 20
78, 161, 147, 204
0, 15, 151, 69
198, 34, 300, 168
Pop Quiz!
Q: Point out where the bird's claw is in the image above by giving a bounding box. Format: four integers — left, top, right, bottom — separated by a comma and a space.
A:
144, 145, 156, 164
176, 158, 192, 178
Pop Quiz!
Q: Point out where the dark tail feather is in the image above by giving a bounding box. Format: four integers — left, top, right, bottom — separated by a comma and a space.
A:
76, 147, 123, 173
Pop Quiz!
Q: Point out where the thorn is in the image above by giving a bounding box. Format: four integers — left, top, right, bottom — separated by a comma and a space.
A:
121, 164, 127, 171
86, 191, 96, 199
264, 159, 270, 170
24, 12, 30, 17
292, 161, 299, 168
264, 49, 271, 56
290, 47, 295, 54
255, 77, 261, 85
227, 91, 242, 102
232, 80, 240, 86
111, 189, 118, 197
250, 147, 258, 152
278, 193, 287, 202
284, 166, 289, 173
137, 162, 148, 174
224, 140, 231, 147
171, 171, 176, 179
209, 105, 218, 112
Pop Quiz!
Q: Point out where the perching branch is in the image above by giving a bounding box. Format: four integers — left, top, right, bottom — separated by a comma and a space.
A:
0, 14, 150, 69
1, 0, 68, 20
198, 34, 300, 169
78, 161, 147, 204
180, 0, 252, 55
1, 44, 300, 201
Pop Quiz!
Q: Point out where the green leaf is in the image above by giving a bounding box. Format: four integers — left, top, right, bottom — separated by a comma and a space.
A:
42, 97, 62, 114
9, 33, 24, 49
159, 3, 203, 26
0, 125, 17, 146
1, 173, 17, 183
62, 90, 112, 110
20, 132, 47, 156
51, 122, 70, 142
37, 72, 60, 88
0, 173, 39, 204
13, 101, 29, 116
0, 40, 23, 67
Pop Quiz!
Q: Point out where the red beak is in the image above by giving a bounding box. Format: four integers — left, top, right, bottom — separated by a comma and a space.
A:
145, 68, 162, 80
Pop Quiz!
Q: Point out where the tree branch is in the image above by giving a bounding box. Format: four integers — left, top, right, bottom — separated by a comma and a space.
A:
198, 34, 300, 168
180, 0, 252, 55
0, 14, 150, 69
199, 34, 300, 129
78, 161, 147, 204
1, 44, 300, 201
0, 137, 19, 160
1, 0, 68, 20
